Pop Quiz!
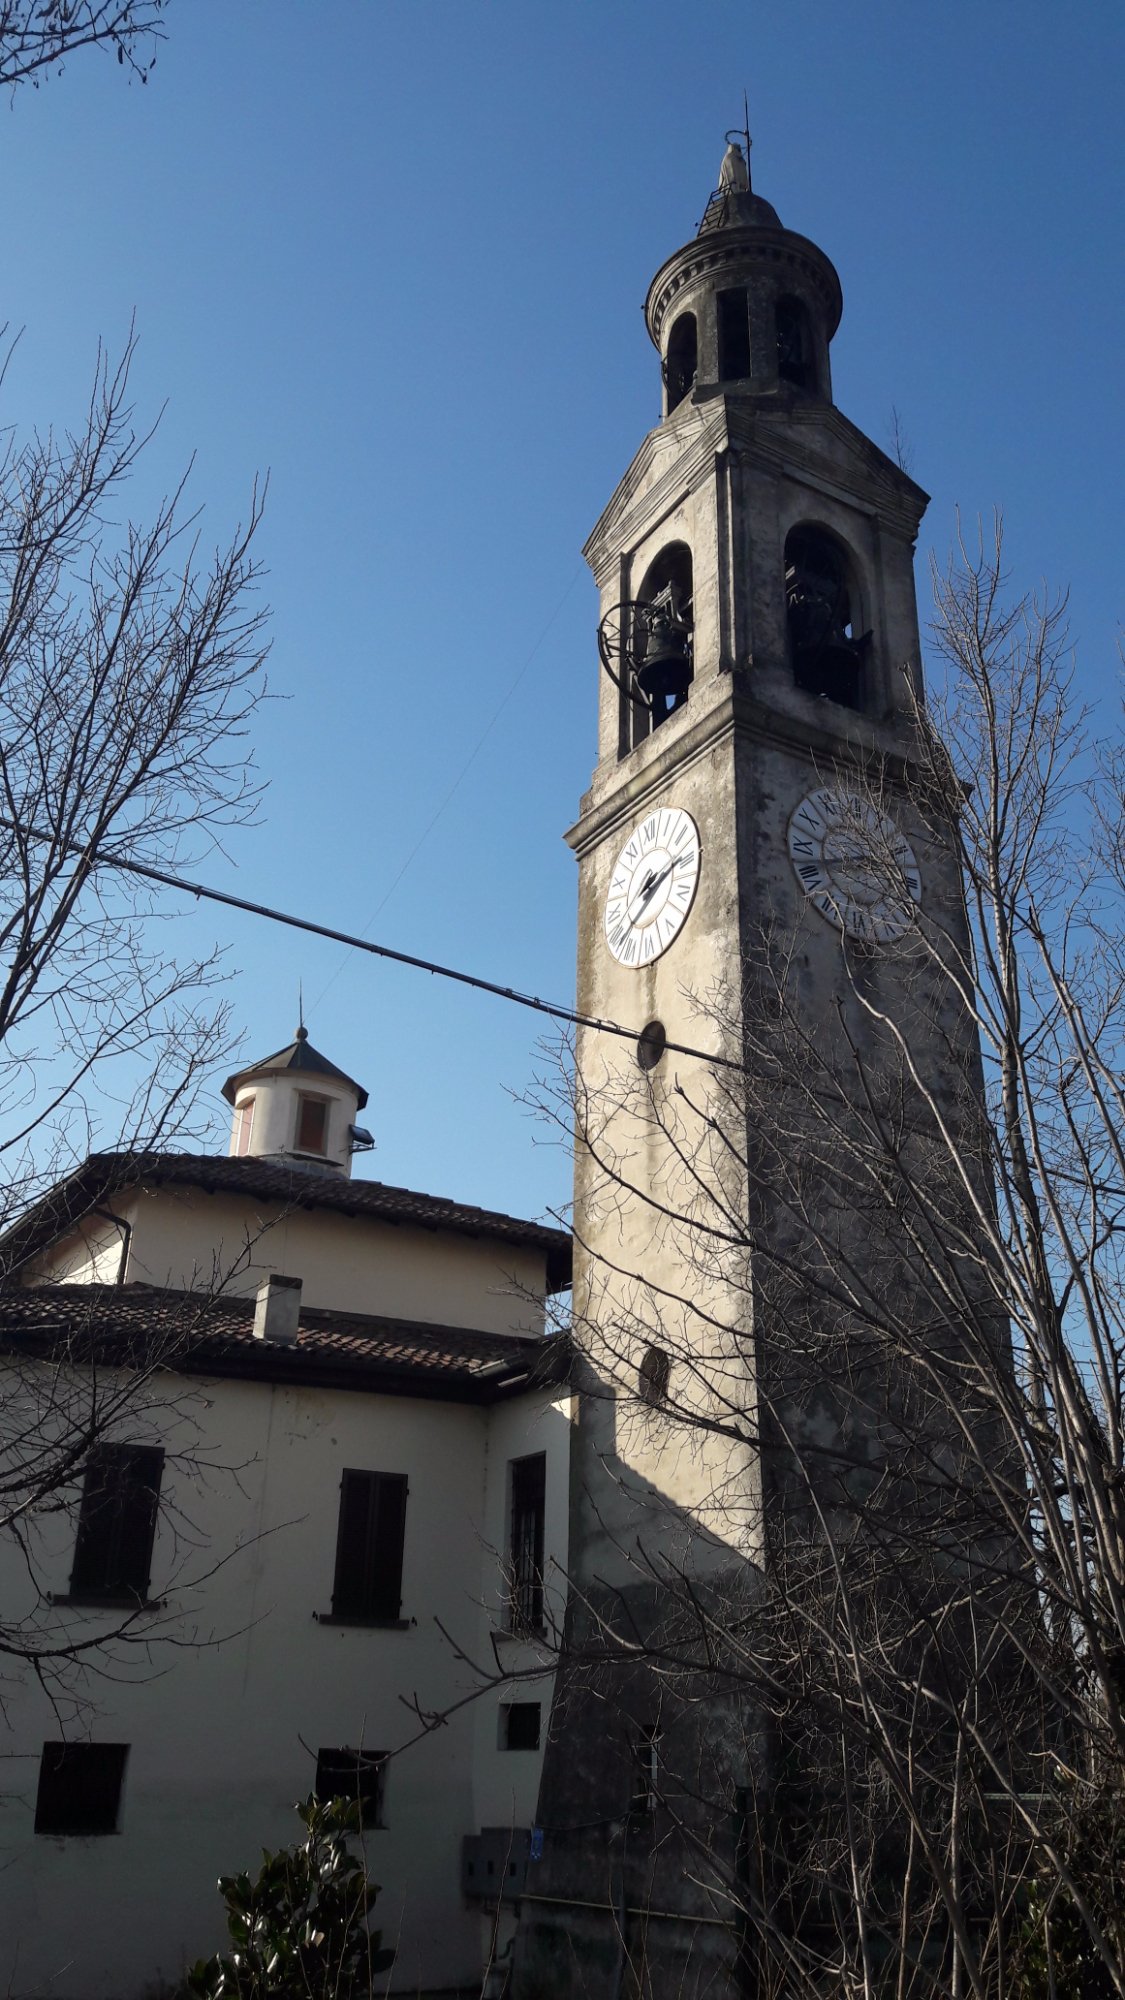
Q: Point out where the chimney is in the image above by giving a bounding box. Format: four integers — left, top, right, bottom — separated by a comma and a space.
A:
253, 1273, 302, 1346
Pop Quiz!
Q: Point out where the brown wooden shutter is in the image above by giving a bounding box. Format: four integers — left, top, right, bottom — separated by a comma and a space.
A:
332, 1470, 407, 1619
70, 1445, 164, 1599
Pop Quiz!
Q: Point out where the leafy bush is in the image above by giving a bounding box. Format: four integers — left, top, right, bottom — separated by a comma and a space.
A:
186, 1795, 395, 2000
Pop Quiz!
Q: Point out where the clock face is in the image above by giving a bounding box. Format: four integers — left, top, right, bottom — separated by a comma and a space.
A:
788, 787, 921, 943
604, 806, 701, 967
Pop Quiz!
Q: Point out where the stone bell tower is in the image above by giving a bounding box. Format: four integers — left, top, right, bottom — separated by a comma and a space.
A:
512, 135, 977, 1998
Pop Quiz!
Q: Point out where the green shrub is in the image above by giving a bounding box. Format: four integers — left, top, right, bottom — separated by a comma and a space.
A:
186, 1795, 395, 2000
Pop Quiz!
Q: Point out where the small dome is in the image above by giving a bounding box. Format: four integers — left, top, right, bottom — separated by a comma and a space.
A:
222, 1028, 368, 1110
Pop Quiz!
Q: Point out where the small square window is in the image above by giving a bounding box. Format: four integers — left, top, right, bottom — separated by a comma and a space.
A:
296, 1095, 329, 1154
35, 1743, 128, 1836
315, 1747, 386, 1828
501, 1703, 541, 1751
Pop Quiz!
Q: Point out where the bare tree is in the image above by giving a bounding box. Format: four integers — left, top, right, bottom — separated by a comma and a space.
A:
0, 0, 167, 93
518, 519, 1125, 1997
0, 330, 268, 1210
0, 330, 268, 1696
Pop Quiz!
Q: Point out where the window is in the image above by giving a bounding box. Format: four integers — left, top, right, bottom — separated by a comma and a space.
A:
315, 1746, 386, 1827
296, 1094, 329, 1154
508, 1453, 546, 1635
35, 1743, 128, 1835
631, 542, 694, 743
231, 1095, 255, 1157
501, 1702, 541, 1751
638, 1345, 671, 1406
776, 295, 813, 391
630, 1724, 662, 1818
663, 311, 697, 412
331, 1469, 408, 1621
717, 286, 752, 379
784, 525, 867, 712
69, 1444, 163, 1602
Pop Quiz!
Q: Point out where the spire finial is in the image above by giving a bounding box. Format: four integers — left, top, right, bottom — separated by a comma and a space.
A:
296, 982, 308, 1042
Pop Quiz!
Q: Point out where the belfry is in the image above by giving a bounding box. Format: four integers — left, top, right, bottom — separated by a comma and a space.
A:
513, 132, 981, 1996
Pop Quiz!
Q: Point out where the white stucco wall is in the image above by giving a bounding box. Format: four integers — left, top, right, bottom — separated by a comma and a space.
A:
29, 1185, 551, 1337
0, 1363, 570, 2000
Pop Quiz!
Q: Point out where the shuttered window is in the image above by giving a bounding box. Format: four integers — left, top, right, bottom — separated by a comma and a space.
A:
331, 1470, 408, 1621
315, 1746, 387, 1827
70, 1445, 164, 1601
35, 1743, 129, 1835
508, 1452, 546, 1635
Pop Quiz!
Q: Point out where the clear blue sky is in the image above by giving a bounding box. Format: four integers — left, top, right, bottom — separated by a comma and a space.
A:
3, 0, 1122, 1226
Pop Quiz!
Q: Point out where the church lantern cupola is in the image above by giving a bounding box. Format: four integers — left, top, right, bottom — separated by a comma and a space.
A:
221, 1026, 372, 1178
645, 131, 842, 414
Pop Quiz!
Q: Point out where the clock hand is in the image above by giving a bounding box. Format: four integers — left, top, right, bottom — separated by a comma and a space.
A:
625, 852, 694, 926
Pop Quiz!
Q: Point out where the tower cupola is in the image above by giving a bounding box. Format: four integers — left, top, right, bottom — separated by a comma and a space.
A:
646, 134, 842, 416
221, 1026, 371, 1178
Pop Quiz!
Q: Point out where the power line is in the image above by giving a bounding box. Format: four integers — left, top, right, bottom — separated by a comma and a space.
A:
5, 818, 744, 1074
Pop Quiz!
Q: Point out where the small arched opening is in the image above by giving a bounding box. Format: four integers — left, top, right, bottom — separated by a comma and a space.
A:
663, 312, 697, 413
784, 526, 869, 712
632, 542, 694, 740
776, 296, 814, 392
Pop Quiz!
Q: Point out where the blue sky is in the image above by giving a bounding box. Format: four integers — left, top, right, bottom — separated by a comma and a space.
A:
2, 0, 1122, 1226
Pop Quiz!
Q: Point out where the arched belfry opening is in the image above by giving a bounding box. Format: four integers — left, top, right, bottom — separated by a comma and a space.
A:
784, 526, 869, 712
664, 312, 697, 412
632, 542, 694, 741
775, 295, 814, 391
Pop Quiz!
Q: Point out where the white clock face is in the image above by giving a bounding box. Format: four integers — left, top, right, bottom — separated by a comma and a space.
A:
788, 787, 921, 943
604, 806, 701, 967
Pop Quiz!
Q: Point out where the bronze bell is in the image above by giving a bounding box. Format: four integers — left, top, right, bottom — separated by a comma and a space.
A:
635, 592, 692, 712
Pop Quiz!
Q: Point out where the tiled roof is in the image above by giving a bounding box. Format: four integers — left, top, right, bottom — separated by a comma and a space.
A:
222, 1026, 369, 1109
0, 1152, 572, 1291
0, 1282, 569, 1403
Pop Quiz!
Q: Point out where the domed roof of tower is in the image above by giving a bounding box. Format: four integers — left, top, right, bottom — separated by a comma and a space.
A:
222, 1026, 369, 1110
698, 138, 782, 235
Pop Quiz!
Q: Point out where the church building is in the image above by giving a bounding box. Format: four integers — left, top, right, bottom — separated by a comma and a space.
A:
0, 1027, 571, 1997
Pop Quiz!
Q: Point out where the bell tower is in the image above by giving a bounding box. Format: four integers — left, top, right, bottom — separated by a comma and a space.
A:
513, 135, 975, 2000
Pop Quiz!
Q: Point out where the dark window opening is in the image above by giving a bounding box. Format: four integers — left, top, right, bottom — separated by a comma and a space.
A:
784, 526, 868, 712
632, 543, 694, 740
296, 1094, 329, 1154
315, 1746, 387, 1827
663, 312, 697, 412
70, 1444, 163, 1602
638, 1345, 672, 1406
508, 1453, 546, 1635
776, 295, 814, 391
35, 1743, 128, 1836
717, 287, 752, 380
332, 1469, 407, 1621
501, 1703, 541, 1751
629, 1725, 662, 1818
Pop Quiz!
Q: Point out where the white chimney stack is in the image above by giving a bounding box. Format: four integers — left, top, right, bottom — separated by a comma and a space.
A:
253, 1273, 302, 1346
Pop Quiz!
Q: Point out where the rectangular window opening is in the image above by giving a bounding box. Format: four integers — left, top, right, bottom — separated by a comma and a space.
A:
232, 1096, 255, 1157
70, 1444, 164, 1602
630, 1724, 662, 1818
315, 1746, 387, 1828
500, 1702, 541, 1752
35, 1743, 128, 1836
296, 1095, 329, 1154
717, 287, 752, 380
331, 1469, 408, 1621
508, 1453, 546, 1636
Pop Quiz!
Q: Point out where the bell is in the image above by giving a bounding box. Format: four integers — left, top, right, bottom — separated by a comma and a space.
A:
635, 604, 692, 712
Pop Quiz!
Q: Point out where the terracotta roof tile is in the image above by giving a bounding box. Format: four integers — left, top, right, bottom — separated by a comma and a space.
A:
0, 1283, 569, 1403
